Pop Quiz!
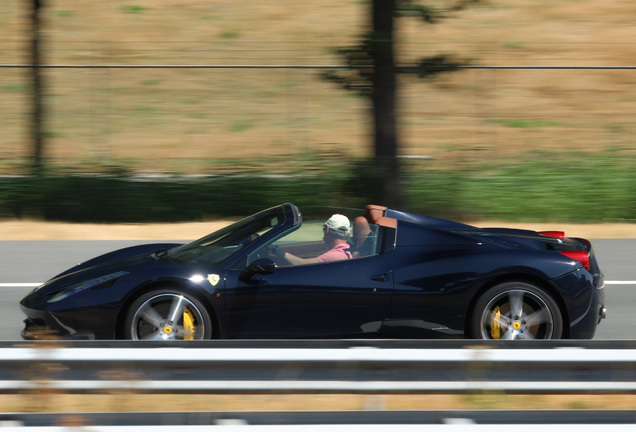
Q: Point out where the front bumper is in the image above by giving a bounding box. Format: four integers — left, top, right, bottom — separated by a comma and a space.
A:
19, 300, 118, 340
21, 317, 96, 340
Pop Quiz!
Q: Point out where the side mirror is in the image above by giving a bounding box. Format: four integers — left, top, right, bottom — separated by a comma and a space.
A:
239, 258, 276, 283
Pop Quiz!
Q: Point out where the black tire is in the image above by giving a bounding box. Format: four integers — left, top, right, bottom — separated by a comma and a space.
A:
469, 281, 564, 340
123, 288, 212, 340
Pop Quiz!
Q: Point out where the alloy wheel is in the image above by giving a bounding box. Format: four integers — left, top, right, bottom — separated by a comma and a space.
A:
129, 292, 208, 340
475, 285, 561, 340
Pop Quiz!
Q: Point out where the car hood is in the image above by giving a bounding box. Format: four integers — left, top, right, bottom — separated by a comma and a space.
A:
54, 243, 183, 278
36, 243, 183, 296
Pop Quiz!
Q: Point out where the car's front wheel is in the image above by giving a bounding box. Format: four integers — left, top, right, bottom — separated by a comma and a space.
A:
469, 282, 564, 340
124, 289, 212, 340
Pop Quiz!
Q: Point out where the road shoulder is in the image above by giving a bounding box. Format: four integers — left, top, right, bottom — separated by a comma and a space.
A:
1, 220, 635, 240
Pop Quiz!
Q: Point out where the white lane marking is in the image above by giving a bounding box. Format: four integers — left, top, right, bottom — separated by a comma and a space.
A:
1, 281, 635, 288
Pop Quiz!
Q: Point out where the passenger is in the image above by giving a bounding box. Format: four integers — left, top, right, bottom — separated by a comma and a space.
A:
274, 214, 352, 265
352, 216, 375, 257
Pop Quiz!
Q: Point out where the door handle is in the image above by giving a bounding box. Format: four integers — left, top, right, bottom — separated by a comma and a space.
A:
371, 273, 389, 282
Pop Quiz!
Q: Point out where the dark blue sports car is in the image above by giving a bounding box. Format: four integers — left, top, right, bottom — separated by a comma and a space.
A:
20, 203, 606, 340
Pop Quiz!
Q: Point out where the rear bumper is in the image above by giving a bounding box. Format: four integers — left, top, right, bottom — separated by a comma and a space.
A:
568, 272, 605, 339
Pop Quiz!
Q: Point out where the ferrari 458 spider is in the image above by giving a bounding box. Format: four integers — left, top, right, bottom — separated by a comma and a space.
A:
20, 203, 606, 340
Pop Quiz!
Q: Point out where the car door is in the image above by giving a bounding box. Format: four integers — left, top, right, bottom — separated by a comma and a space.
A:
222, 255, 393, 338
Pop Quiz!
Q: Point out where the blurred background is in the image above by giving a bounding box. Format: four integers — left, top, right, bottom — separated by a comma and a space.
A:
1, 0, 635, 223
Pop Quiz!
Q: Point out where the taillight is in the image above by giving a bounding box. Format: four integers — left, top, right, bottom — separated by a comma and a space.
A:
560, 250, 590, 270
540, 231, 565, 239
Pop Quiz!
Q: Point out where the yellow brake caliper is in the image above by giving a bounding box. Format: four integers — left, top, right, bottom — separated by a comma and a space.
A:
183, 308, 195, 340
490, 306, 501, 339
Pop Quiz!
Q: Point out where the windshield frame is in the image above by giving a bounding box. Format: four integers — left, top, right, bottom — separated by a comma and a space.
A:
168, 205, 291, 266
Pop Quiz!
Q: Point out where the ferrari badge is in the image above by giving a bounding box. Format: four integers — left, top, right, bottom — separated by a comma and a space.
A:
207, 274, 220, 287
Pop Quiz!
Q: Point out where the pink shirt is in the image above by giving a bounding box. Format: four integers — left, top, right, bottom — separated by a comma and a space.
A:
318, 243, 352, 263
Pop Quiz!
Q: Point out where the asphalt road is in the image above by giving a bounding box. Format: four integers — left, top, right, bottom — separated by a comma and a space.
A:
1, 239, 632, 341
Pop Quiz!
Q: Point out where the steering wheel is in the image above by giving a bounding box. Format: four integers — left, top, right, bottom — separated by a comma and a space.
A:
266, 244, 285, 265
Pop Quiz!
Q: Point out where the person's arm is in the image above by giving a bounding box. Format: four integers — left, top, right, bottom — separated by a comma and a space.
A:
281, 252, 320, 265
272, 245, 320, 265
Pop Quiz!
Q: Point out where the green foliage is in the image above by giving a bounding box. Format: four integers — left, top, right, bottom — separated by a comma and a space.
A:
229, 121, 254, 132
459, 154, 636, 222
405, 54, 464, 78
1, 84, 28, 93
323, 36, 465, 96
397, 0, 437, 22
1, 153, 634, 223
135, 106, 162, 115
0, 166, 347, 222
322, 1, 469, 96
486, 118, 565, 128
322, 32, 375, 97
340, 158, 390, 207
121, 5, 148, 14
397, 0, 481, 21
503, 42, 524, 49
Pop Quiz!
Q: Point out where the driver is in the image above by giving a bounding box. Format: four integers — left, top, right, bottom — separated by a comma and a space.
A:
274, 214, 352, 265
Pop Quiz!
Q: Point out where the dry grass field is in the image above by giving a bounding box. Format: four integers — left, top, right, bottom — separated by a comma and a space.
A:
1, 0, 636, 173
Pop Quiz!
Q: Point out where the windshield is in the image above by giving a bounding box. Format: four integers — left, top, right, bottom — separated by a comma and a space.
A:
169, 206, 286, 266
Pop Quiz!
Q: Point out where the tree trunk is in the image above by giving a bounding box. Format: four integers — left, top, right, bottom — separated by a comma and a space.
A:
30, 0, 44, 172
371, 0, 402, 207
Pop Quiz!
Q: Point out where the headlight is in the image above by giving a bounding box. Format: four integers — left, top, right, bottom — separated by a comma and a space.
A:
48, 271, 129, 303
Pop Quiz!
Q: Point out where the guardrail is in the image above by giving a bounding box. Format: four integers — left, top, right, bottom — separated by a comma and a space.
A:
1, 340, 635, 430
2, 339, 636, 394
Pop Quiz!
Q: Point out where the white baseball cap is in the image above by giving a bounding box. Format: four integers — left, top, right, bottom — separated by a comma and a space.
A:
324, 214, 351, 238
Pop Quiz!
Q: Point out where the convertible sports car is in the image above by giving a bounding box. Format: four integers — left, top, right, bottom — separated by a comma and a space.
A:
20, 203, 606, 340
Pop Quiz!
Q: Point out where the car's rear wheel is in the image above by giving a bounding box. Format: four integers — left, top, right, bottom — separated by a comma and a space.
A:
124, 289, 212, 340
469, 282, 563, 340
